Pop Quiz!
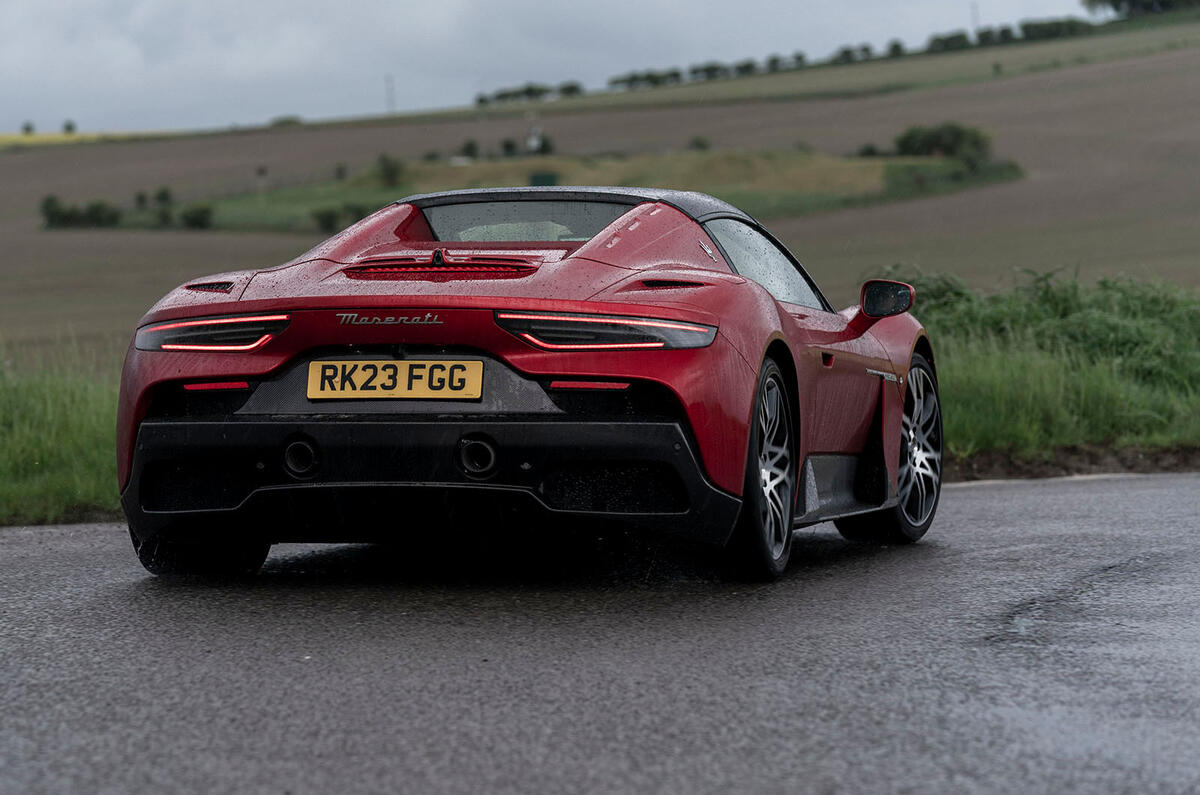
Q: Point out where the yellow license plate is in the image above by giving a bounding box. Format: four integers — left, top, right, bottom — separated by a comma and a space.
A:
306, 360, 483, 400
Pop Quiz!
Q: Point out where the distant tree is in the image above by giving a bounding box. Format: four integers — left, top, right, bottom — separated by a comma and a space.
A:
734, 59, 758, 77
662, 68, 683, 84
792, 52, 807, 68
154, 186, 173, 208
858, 44, 873, 60
927, 31, 972, 52
21, 121, 34, 135
688, 136, 711, 151
1082, 0, 1200, 14
62, 120, 76, 135
976, 27, 999, 46
422, 150, 440, 161
998, 26, 1017, 43
377, 153, 402, 186
312, 208, 340, 234
888, 39, 906, 58
134, 191, 148, 211
40, 195, 62, 226
475, 93, 490, 107
895, 121, 992, 171
180, 205, 213, 229
501, 138, 518, 156
766, 54, 786, 72
832, 46, 857, 64
689, 62, 729, 81
557, 81, 583, 97
521, 82, 552, 101
459, 139, 479, 158
536, 135, 554, 155
334, 162, 347, 181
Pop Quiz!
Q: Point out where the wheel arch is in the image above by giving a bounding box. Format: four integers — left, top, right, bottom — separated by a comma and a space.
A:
912, 334, 936, 379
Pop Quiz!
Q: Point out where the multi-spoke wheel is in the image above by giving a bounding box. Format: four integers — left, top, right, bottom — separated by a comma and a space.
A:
836, 352, 943, 544
728, 358, 797, 580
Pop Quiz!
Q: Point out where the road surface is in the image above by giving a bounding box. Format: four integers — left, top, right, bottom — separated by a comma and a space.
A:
2, 473, 1199, 793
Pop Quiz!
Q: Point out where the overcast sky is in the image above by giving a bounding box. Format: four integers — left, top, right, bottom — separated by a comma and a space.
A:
2, 0, 1100, 133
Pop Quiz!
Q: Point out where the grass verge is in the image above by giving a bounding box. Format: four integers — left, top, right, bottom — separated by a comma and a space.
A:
883, 268, 1200, 460
0, 354, 121, 525
2, 272, 1195, 526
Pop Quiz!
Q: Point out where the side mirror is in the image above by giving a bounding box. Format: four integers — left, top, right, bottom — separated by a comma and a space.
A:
860, 279, 914, 319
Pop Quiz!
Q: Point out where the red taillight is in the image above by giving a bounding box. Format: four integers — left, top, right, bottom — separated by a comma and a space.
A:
495, 311, 716, 351
135, 314, 290, 352
183, 381, 251, 391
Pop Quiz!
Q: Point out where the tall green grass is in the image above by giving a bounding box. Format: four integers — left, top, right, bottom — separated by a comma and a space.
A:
891, 268, 1200, 457
0, 356, 120, 525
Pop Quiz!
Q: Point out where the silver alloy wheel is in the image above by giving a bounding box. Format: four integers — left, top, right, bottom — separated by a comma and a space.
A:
757, 377, 794, 558
898, 365, 942, 526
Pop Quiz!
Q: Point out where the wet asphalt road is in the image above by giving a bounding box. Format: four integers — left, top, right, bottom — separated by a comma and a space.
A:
3, 473, 1199, 794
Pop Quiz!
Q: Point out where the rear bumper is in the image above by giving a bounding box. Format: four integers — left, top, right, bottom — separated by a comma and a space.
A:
122, 417, 742, 546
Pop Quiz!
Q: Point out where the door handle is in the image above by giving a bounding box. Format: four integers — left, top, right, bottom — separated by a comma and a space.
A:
821, 352, 835, 368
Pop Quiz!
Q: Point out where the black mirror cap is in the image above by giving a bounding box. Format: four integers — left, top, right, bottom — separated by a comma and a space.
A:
860, 279, 915, 319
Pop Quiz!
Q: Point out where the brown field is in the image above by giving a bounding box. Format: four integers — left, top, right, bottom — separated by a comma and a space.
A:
2, 46, 1198, 353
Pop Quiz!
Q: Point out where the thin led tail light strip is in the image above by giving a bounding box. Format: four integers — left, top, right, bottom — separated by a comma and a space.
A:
143, 314, 290, 334
163, 336, 273, 352
519, 334, 665, 351
496, 312, 710, 334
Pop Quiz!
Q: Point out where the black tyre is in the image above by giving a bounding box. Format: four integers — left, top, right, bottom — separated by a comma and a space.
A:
130, 528, 270, 578
836, 353, 943, 544
728, 358, 797, 580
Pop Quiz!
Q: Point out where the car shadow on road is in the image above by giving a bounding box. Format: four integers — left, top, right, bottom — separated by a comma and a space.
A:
136, 524, 931, 592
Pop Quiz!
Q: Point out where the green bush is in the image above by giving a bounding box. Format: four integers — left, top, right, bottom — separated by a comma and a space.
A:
154, 186, 173, 208
688, 136, 711, 151
501, 138, 518, 157
134, 191, 148, 210
39, 195, 119, 228
63, 120, 76, 135
928, 31, 972, 52
334, 162, 348, 181
180, 205, 213, 229
459, 139, 479, 159
895, 122, 992, 170
1020, 18, 1093, 41
83, 201, 121, 227
887, 40, 906, 57
312, 208, 341, 233
857, 143, 880, 157
377, 153, 403, 187
536, 135, 554, 155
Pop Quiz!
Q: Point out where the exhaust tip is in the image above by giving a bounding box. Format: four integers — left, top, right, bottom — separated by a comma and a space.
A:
283, 439, 319, 479
458, 435, 498, 479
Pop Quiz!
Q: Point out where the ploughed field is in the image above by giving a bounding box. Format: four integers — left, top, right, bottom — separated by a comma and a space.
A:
3, 46, 1199, 351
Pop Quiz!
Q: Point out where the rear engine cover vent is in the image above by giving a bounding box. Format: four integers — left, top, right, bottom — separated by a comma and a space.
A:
185, 281, 235, 293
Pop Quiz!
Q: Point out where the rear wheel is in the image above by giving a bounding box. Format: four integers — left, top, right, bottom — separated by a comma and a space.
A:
836, 353, 942, 544
728, 359, 797, 580
130, 527, 270, 578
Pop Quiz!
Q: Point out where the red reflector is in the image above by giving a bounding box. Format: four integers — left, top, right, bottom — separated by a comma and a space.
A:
183, 381, 250, 391
548, 380, 631, 391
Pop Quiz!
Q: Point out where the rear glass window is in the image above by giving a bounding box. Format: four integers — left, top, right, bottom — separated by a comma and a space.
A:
421, 201, 631, 242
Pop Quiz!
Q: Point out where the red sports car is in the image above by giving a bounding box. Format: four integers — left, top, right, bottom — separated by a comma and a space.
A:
118, 187, 943, 579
